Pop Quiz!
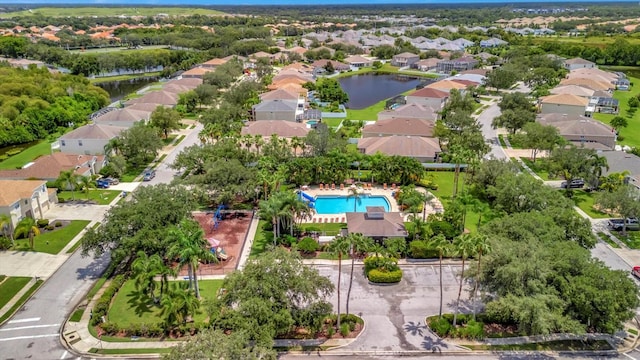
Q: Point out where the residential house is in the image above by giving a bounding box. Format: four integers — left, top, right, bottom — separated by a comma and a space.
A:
549, 85, 596, 98
58, 124, 126, 155
311, 59, 350, 73
361, 118, 435, 138
0, 180, 57, 229
436, 57, 479, 74
201, 58, 228, 69
269, 76, 310, 90
259, 88, 301, 101
566, 68, 618, 84
412, 58, 439, 72
538, 94, 589, 116
343, 55, 372, 68
405, 87, 449, 109
600, 152, 640, 186
560, 78, 614, 92
94, 108, 152, 128
125, 90, 179, 108
357, 136, 441, 162
615, 78, 631, 91
563, 57, 596, 71
181, 67, 213, 79
166, 77, 203, 89
480, 37, 508, 47
241, 120, 310, 138
537, 113, 616, 150
378, 103, 439, 122
346, 207, 407, 242
426, 79, 471, 93
252, 99, 300, 122
0, 153, 105, 181
391, 52, 420, 67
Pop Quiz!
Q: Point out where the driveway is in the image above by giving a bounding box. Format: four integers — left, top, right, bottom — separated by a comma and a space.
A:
316, 263, 471, 353
44, 203, 110, 222
475, 102, 508, 160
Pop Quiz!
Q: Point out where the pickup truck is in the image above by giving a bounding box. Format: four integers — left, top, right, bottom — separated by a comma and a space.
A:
608, 218, 640, 231
632, 266, 640, 280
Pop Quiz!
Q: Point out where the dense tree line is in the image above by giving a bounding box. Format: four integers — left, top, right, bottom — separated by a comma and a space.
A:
537, 38, 640, 66
0, 63, 109, 146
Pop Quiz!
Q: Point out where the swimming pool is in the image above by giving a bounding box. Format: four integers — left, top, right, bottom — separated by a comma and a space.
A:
313, 195, 391, 214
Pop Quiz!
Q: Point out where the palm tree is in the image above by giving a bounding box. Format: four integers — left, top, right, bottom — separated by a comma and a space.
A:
14, 217, 40, 250
258, 194, 287, 243
328, 236, 351, 331
241, 134, 254, 151
431, 234, 449, 318
346, 186, 361, 212
290, 136, 302, 157
57, 170, 80, 200
470, 233, 491, 321
167, 219, 214, 299
452, 233, 476, 326
161, 282, 200, 327
77, 176, 95, 200
104, 137, 123, 156
0, 214, 14, 245
131, 250, 165, 302
253, 135, 265, 155
345, 233, 373, 315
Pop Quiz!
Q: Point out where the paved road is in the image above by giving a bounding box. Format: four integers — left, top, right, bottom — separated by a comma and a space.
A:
475, 103, 508, 160
282, 353, 623, 360
0, 125, 202, 360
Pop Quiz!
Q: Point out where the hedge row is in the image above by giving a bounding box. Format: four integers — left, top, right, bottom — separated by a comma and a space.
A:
91, 274, 126, 326
427, 314, 485, 339
368, 268, 403, 283
100, 321, 205, 337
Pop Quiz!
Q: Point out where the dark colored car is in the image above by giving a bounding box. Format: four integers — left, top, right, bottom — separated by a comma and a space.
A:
142, 170, 156, 181
96, 179, 110, 189
608, 218, 640, 231
560, 179, 585, 189
104, 177, 120, 185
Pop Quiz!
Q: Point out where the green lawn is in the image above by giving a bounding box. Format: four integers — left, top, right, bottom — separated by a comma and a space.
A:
91, 348, 172, 355
58, 190, 120, 205
597, 232, 620, 248
464, 339, 612, 351
570, 190, 610, 219
520, 158, 551, 180
0, 277, 31, 310
5, 7, 224, 17
0, 141, 54, 170
301, 222, 347, 233
12, 220, 90, 254
0, 280, 43, 324
121, 165, 147, 182
69, 308, 85, 322
592, 73, 640, 148
616, 231, 640, 249
108, 279, 223, 327
250, 220, 270, 257
345, 88, 415, 121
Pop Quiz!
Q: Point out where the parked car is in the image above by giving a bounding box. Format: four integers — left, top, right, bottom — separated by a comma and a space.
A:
560, 179, 585, 189
104, 177, 120, 185
96, 179, 110, 189
142, 170, 156, 181
608, 218, 640, 231
632, 266, 640, 280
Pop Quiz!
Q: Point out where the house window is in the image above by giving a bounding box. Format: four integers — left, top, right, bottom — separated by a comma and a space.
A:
25, 200, 28, 204
13, 203, 20, 210
61, 140, 66, 146
78, 140, 83, 146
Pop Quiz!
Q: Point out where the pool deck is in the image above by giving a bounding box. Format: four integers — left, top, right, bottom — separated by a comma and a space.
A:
300, 185, 444, 223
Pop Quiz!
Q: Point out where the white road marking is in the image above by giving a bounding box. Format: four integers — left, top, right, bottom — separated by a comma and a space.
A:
623, 352, 637, 360
7, 317, 40, 324
0, 333, 58, 342
60, 350, 68, 359
0, 324, 60, 332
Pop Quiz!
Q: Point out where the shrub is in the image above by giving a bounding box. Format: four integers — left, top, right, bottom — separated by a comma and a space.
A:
364, 255, 399, 274
262, 222, 274, 231
0, 237, 11, 250
6, 149, 22, 156
58, 198, 66, 204
263, 231, 274, 244
327, 326, 335, 338
0, 155, 7, 161
340, 323, 350, 337
298, 237, 319, 253
45, 225, 54, 231
37, 219, 49, 227
304, 226, 322, 233
54, 221, 62, 227
100, 321, 119, 335
429, 317, 452, 337
92, 274, 126, 326
367, 268, 403, 283
430, 220, 458, 239
461, 320, 484, 339
409, 240, 437, 259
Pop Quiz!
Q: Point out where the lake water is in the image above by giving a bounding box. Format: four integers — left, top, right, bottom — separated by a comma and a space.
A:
338, 73, 426, 109
95, 76, 159, 102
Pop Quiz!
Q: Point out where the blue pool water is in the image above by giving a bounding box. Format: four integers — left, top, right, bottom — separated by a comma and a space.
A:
313, 195, 390, 214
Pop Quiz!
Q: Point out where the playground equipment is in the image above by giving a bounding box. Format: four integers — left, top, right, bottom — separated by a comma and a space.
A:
212, 205, 227, 230
298, 191, 316, 208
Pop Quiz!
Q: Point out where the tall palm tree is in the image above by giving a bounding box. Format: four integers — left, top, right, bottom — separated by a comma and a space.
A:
104, 137, 123, 156
0, 214, 14, 245
258, 194, 287, 243
328, 236, 351, 331
290, 136, 302, 157
345, 233, 373, 315
470, 233, 491, 321
167, 219, 214, 299
241, 134, 254, 151
253, 135, 265, 155
346, 187, 361, 212
161, 282, 200, 327
77, 176, 95, 200
15, 217, 40, 250
131, 250, 165, 302
452, 233, 476, 326
431, 234, 449, 318
57, 170, 80, 200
